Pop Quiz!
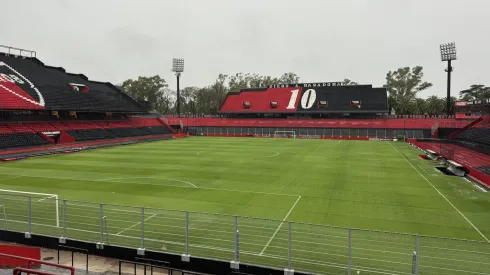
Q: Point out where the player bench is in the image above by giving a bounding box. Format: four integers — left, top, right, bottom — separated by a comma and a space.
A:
425, 149, 440, 160
445, 160, 469, 177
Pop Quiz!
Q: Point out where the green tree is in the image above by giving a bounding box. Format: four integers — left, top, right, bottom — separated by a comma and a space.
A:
384, 66, 432, 115
459, 85, 490, 101
342, 79, 358, 85
209, 74, 229, 113
119, 75, 172, 114
425, 95, 445, 115
413, 98, 427, 115
180, 86, 200, 114
279, 72, 300, 84
227, 72, 298, 90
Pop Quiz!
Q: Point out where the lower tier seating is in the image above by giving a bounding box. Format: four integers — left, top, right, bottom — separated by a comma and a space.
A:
476, 166, 490, 176
142, 126, 173, 135
107, 127, 151, 138
66, 129, 117, 141
0, 133, 48, 149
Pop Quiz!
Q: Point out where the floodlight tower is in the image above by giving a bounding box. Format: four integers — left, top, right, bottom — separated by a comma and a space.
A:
172, 58, 184, 115
440, 42, 457, 116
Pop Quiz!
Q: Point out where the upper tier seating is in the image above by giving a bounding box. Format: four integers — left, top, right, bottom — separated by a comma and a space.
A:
0, 132, 48, 149
219, 85, 388, 114
0, 54, 144, 112
456, 128, 490, 146
451, 117, 490, 146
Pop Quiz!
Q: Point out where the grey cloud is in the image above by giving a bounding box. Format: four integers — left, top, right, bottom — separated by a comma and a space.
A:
1, 0, 489, 98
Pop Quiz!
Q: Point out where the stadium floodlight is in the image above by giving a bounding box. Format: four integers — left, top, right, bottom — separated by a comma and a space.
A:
172, 58, 184, 73
440, 42, 457, 61
172, 58, 185, 115
439, 42, 456, 116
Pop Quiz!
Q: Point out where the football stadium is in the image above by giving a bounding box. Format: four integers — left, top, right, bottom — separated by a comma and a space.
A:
0, 43, 489, 275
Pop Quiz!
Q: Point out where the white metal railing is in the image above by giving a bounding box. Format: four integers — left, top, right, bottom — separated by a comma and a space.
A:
0, 193, 489, 275
0, 45, 36, 58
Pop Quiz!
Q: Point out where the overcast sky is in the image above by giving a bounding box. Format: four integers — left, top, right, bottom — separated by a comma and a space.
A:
2, 0, 489, 98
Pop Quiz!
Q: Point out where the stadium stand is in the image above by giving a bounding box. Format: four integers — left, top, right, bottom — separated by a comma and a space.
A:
0, 45, 174, 152
410, 115, 490, 187
220, 83, 388, 114
65, 128, 117, 141
0, 132, 48, 149
0, 55, 143, 112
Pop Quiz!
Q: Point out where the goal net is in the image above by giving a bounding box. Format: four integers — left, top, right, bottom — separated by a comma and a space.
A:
273, 131, 297, 139
0, 189, 59, 228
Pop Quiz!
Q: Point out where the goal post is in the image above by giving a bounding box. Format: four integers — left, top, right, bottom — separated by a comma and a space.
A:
0, 189, 59, 227
273, 131, 297, 139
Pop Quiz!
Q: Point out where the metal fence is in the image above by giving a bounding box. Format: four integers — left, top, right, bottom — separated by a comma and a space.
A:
188, 126, 430, 139
1, 193, 489, 275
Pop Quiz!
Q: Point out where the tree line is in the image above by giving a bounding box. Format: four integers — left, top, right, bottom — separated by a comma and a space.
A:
117, 67, 489, 115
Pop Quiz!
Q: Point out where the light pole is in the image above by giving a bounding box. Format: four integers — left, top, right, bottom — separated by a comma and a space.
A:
440, 42, 457, 116
172, 58, 184, 116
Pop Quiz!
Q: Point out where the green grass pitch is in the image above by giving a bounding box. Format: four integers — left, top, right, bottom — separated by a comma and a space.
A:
0, 137, 489, 275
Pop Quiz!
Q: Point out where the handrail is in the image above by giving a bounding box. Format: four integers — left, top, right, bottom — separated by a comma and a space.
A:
57, 245, 88, 273
119, 260, 202, 275
0, 253, 75, 275
13, 267, 58, 275
0, 45, 36, 58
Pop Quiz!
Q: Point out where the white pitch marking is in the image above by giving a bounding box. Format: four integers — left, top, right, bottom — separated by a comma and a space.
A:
338, 140, 342, 144
473, 184, 488, 193
36, 194, 57, 202
197, 150, 279, 158
260, 195, 301, 255
261, 151, 280, 158
101, 176, 198, 188
115, 213, 158, 235
388, 142, 489, 242
0, 173, 297, 197
0, 188, 55, 197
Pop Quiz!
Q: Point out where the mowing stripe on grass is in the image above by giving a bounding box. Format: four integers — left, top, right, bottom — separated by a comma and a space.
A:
388, 142, 490, 243
0, 172, 298, 197
260, 195, 301, 255
116, 213, 158, 235
0, 175, 23, 181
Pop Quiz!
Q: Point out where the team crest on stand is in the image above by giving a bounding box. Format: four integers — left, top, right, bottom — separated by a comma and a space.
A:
0, 61, 45, 109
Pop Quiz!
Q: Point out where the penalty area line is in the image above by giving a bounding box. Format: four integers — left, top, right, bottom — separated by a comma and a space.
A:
115, 213, 158, 235
37, 194, 58, 202
388, 142, 489, 243
0, 173, 297, 197
260, 195, 301, 255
